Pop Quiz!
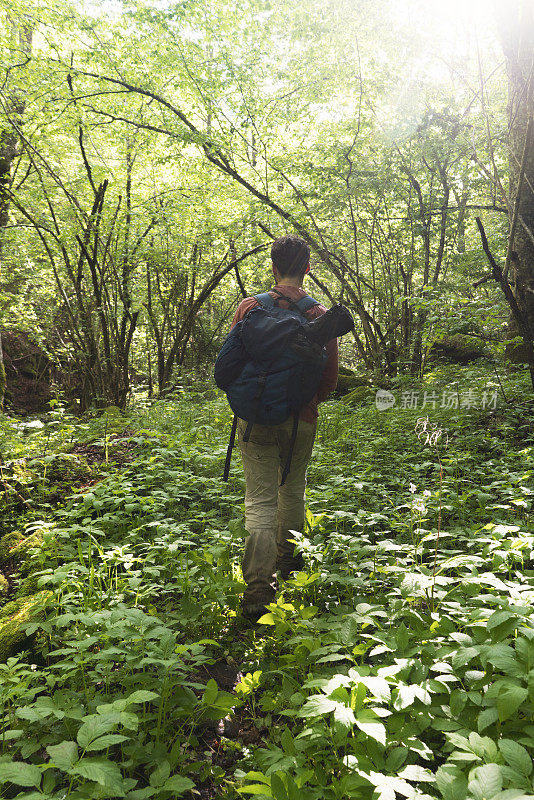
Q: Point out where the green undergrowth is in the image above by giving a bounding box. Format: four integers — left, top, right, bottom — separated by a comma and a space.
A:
0, 369, 533, 800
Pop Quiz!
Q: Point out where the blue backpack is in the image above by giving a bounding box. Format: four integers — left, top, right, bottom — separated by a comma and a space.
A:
214, 289, 328, 483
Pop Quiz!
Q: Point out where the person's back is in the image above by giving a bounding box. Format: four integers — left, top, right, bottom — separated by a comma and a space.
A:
230, 234, 338, 622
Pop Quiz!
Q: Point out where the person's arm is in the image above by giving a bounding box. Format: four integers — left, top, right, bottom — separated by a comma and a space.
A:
307, 302, 339, 402
317, 337, 339, 402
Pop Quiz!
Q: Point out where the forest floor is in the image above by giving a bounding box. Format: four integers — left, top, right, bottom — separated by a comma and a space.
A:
0, 362, 533, 800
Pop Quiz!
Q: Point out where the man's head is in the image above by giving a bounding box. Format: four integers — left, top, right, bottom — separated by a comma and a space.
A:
271, 234, 310, 283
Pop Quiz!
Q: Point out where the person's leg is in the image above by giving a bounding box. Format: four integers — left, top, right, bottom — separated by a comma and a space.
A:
237, 419, 279, 616
275, 418, 317, 579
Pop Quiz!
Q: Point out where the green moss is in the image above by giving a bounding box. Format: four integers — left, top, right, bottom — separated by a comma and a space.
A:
335, 374, 372, 397
0, 530, 43, 571
17, 572, 39, 597
45, 453, 91, 483
0, 531, 24, 563
0, 574, 8, 596
429, 335, 485, 364
1, 599, 19, 616
17, 572, 40, 597
0, 591, 51, 661
341, 385, 375, 405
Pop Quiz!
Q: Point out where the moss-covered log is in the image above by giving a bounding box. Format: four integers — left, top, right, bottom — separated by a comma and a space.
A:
0, 591, 51, 661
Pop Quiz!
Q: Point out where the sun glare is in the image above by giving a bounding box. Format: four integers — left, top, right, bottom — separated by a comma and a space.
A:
389, 0, 496, 52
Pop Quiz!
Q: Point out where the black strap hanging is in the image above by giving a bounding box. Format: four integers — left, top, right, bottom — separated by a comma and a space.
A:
223, 415, 238, 482
223, 368, 269, 480
280, 412, 299, 486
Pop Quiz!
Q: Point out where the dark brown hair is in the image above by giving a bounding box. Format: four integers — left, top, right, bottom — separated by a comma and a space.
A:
271, 234, 310, 279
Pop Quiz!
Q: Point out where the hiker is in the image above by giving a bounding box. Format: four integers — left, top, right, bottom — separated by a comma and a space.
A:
229, 235, 339, 622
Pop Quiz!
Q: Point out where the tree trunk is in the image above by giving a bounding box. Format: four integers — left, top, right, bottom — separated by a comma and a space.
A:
0, 25, 32, 411
497, 0, 534, 384
0, 332, 5, 410
0, 24, 32, 233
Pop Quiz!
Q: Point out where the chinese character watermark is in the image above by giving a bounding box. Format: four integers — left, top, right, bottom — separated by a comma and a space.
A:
376, 387, 500, 412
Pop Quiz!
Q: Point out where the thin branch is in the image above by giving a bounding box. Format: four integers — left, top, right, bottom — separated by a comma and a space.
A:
475, 216, 528, 333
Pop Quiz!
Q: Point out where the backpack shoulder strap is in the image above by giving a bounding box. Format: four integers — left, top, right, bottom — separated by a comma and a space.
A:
254, 292, 276, 310
269, 288, 320, 317
296, 295, 320, 313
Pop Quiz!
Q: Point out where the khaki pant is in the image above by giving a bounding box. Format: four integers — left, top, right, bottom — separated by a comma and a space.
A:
237, 416, 317, 612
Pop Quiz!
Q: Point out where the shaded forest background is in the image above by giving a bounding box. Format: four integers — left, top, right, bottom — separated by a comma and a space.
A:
0, 0, 533, 411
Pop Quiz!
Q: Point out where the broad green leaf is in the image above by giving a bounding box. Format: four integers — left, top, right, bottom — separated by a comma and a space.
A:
280, 729, 296, 756
341, 617, 358, 646
239, 785, 273, 797
394, 682, 431, 710
498, 740, 533, 776
0, 730, 23, 741
468, 765, 503, 800
85, 734, 129, 751
285, 774, 301, 800
46, 741, 78, 771
69, 758, 124, 796
450, 690, 467, 717
398, 765, 435, 782
487, 610, 515, 631
355, 712, 386, 744
3, 794, 49, 800
333, 702, 356, 728
270, 773, 287, 800
483, 645, 523, 677
161, 775, 195, 795
119, 711, 139, 730
360, 771, 416, 799
452, 647, 479, 670
16, 707, 45, 723
203, 679, 219, 706
395, 624, 410, 653
497, 685, 528, 721
385, 747, 408, 772
124, 690, 158, 705
77, 714, 118, 748
242, 773, 271, 785
298, 695, 336, 717
360, 676, 391, 702
478, 707, 499, 732
257, 613, 275, 625
435, 765, 468, 800
394, 684, 417, 710
0, 761, 42, 788
149, 761, 170, 788
374, 785, 395, 800
469, 733, 498, 761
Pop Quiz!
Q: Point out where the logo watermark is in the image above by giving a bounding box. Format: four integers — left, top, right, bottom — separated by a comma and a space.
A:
375, 389, 396, 410
375, 388, 499, 411
415, 416, 449, 446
